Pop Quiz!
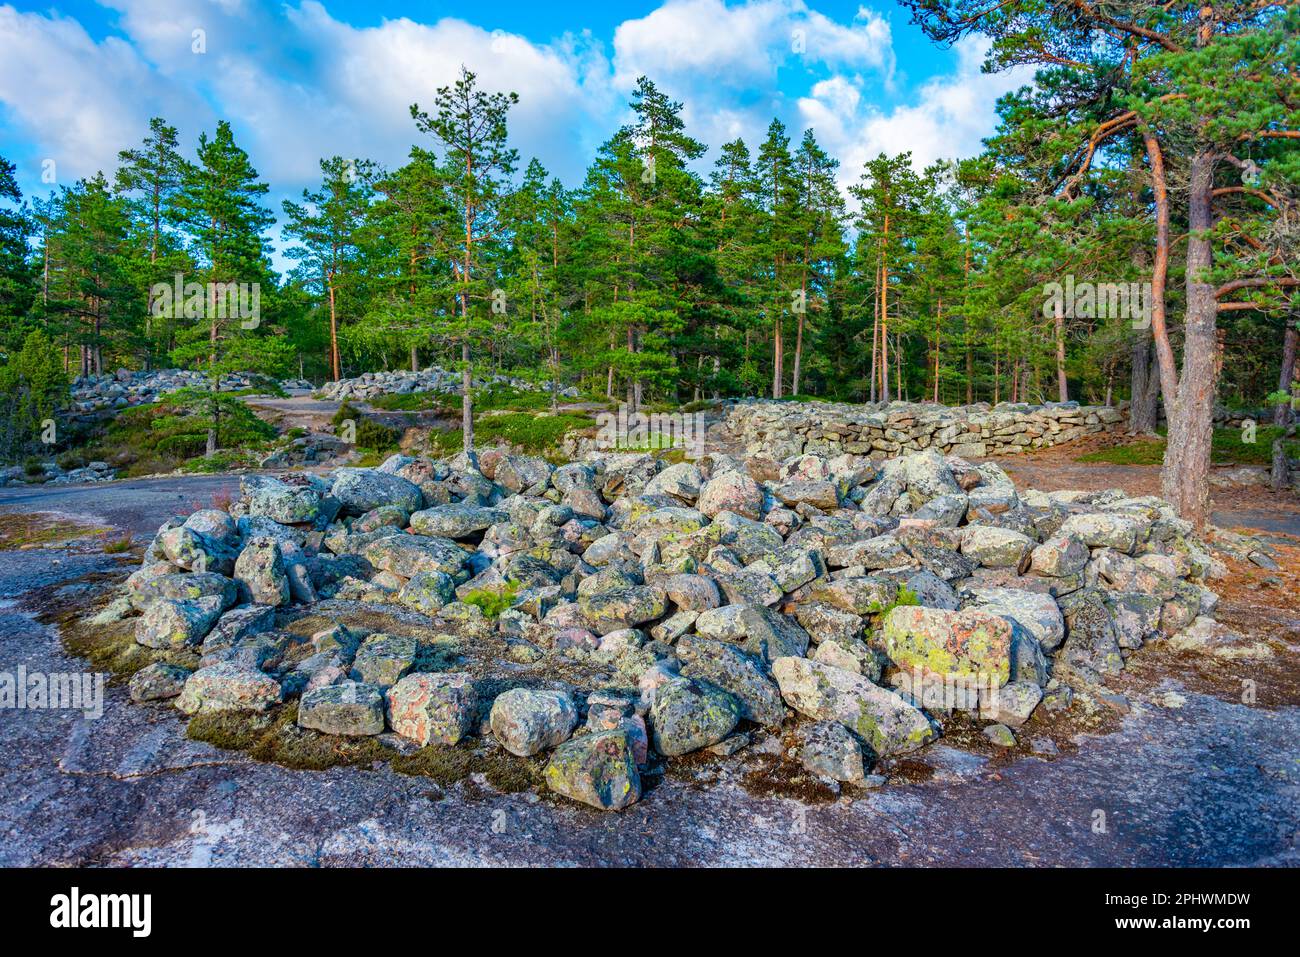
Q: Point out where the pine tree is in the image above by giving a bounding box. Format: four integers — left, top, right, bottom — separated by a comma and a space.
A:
755, 120, 800, 397
171, 121, 286, 454
411, 65, 519, 452
115, 118, 191, 363
903, 0, 1300, 524
0, 155, 35, 353
283, 156, 377, 381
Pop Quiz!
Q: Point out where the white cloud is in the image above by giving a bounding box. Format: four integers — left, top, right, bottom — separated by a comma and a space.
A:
0, 0, 1023, 229
797, 35, 1033, 193
0, 5, 208, 185
612, 0, 894, 151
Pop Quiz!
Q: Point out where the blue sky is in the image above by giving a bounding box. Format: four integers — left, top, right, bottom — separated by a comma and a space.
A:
1, 0, 1032, 260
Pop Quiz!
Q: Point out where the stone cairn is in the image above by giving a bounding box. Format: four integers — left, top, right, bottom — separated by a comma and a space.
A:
90, 443, 1235, 812
69, 369, 312, 416
316, 368, 577, 402
725, 399, 1126, 460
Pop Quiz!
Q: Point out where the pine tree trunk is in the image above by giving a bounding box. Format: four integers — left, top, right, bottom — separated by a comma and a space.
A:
1161, 151, 1218, 527
1274, 319, 1297, 427
461, 341, 473, 453
1130, 334, 1160, 434
328, 279, 340, 381
1054, 297, 1069, 402
410, 344, 419, 373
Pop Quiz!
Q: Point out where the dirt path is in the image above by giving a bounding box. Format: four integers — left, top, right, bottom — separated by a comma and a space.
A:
992, 448, 1300, 539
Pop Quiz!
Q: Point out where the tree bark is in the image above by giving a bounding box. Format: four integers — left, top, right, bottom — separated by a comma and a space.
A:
461, 340, 473, 452
1274, 318, 1297, 427
327, 279, 341, 381
1129, 333, 1160, 434
1161, 151, 1218, 527
1054, 297, 1069, 402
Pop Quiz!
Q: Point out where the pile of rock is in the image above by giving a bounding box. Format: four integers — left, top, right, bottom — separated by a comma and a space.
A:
725, 399, 1126, 459
92, 442, 1227, 812
0, 459, 116, 487
315, 368, 577, 402
69, 369, 303, 415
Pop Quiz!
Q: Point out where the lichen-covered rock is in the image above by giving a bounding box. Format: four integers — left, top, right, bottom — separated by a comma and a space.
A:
697, 469, 763, 520
809, 576, 898, 615
1058, 513, 1149, 553
176, 663, 281, 714
409, 503, 505, 539
351, 505, 410, 534
747, 544, 825, 593
676, 634, 785, 727
201, 605, 276, 659
126, 565, 236, 611
331, 468, 424, 517
234, 536, 290, 606
297, 681, 385, 736
495, 454, 553, 494
793, 602, 864, 644
363, 534, 468, 579
798, 721, 867, 782
650, 677, 741, 756
159, 526, 229, 573
396, 570, 456, 615
129, 662, 192, 702
774, 479, 840, 510
881, 606, 1013, 686
738, 604, 812, 661
645, 462, 703, 502
490, 688, 578, 756
772, 656, 936, 757
981, 680, 1042, 728
663, 573, 721, 611
350, 633, 417, 687
812, 636, 882, 681
385, 672, 476, 746
242, 475, 323, 524
135, 595, 223, 649
963, 585, 1065, 652
959, 525, 1034, 569
579, 585, 667, 636
544, 729, 641, 811
1055, 589, 1125, 685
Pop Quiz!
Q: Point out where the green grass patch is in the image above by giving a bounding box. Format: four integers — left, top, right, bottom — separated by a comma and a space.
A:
461, 582, 520, 619
367, 391, 454, 413
1077, 426, 1300, 466
332, 401, 402, 450
421, 412, 595, 456
83, 388, 276, 477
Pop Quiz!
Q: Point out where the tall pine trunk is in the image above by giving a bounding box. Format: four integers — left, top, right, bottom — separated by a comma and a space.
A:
1161, 151, 1218, 527
1274, 319, 1297, 427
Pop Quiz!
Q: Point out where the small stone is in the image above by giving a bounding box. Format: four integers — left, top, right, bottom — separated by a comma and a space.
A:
982, 723, 1016, 748
386, 672, 477, 746
298, 681, 385, 736
129, 662, 192, 702
489, 688, 578, 756
351, 633, 417, 687
543, 730, 641, 811
798, 721, 868, 782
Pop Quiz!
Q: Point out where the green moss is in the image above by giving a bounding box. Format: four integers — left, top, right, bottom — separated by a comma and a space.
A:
461, 582, 520, 619
390, 741, 545, 792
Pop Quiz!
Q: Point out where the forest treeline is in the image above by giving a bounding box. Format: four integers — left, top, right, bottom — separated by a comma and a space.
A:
0, 2, 1296, 524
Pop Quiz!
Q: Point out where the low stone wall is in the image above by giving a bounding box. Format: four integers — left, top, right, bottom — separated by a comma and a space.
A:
317, 368, 577, 402
724, 399, 1126, 459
